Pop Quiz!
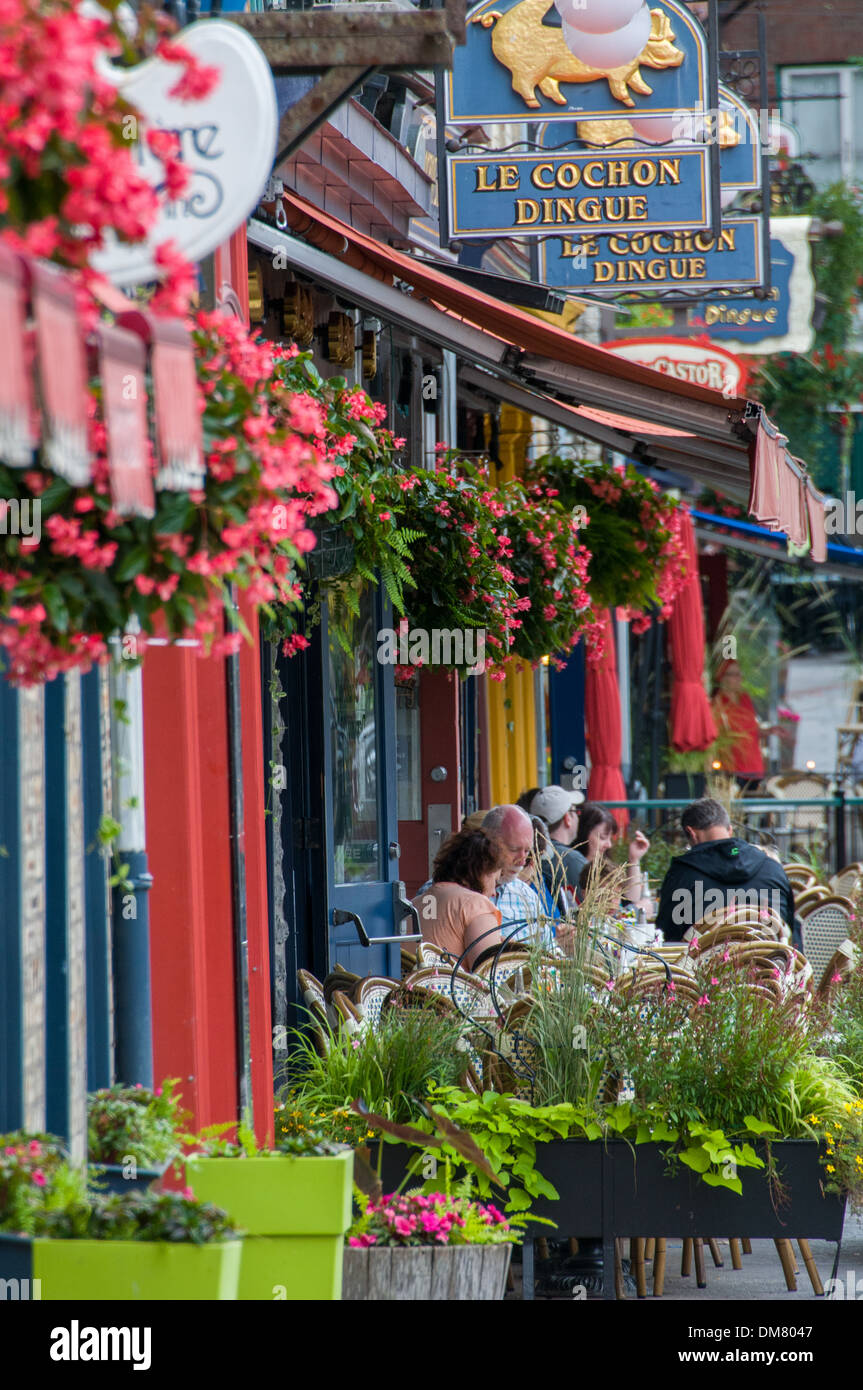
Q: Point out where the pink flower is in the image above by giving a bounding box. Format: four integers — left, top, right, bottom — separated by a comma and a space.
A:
31, 1169, 46, 1187
696, 994, 709, 1008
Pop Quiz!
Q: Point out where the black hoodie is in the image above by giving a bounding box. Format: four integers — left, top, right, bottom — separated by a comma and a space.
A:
655, 837, 795, 942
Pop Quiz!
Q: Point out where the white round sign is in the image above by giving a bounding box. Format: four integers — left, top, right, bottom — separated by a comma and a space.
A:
91, 21, 277, 288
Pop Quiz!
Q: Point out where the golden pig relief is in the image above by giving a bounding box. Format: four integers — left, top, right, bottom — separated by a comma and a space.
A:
475, 0, 684, 110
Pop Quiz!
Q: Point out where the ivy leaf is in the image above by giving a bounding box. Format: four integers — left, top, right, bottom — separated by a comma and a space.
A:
701, 1170, 743, 1196
743, 1116, 779, 1135
678, 1146, 711, 1173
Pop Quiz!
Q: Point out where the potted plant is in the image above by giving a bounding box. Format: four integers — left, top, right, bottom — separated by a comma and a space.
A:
1, 1133, 242, 1300
185, 1125, 353, 1301
87, 1079, 185, 1193
342, 1191, 514, 1301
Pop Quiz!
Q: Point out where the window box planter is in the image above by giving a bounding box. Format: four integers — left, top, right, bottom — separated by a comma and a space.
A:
1, 1231, 240, 1300
185, 1150, 353, 1301
32, 1237, 242, 1301
342, 1242, 512, 1301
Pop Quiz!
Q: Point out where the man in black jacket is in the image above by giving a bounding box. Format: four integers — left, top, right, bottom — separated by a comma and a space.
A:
655, 797, 794, 941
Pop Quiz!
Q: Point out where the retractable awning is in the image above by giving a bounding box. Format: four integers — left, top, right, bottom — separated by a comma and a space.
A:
247, 193, 826, 551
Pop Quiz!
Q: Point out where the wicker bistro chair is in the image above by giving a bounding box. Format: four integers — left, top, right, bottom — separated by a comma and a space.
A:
414, 941, 457, 969
800, 898, 856, 992
767, 773, 835, 858
296, 969, 332, 1054
351, 976, 398, 1032
783, 863, 818, 892
330, 988, 363, 1034
794, 886, 831, 918
829, 863, 863, 897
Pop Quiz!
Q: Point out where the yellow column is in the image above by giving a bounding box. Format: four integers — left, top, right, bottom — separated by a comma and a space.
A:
486, 404, 538, 805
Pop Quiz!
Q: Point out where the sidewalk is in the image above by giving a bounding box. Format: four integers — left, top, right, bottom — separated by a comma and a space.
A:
509, 1211, 863, 1300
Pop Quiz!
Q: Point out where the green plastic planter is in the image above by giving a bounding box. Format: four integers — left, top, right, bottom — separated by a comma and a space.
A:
186, 1151, 353, 1300
33, 1238, 242, 1301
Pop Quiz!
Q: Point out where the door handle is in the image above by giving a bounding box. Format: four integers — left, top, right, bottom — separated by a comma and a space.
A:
333, 904, 422, 949
392, 879, 421, 936
332, 907, 370, 948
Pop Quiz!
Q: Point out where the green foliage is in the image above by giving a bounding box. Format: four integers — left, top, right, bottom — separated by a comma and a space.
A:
87, 1079, 185, 1169
0, 1132, 86, 1236
281, 1005, 474, 1145
34, 1190, 239, 1244
192, 1117, 344, 1159
524, 454, 688, 623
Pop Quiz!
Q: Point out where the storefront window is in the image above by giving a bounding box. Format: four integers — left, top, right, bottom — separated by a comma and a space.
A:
328, 582, 381, 884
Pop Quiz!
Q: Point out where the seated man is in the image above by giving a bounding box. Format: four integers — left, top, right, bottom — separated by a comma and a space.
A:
655, 797, 795, 942
482, 804, 548, 944
529, 785, 586, 901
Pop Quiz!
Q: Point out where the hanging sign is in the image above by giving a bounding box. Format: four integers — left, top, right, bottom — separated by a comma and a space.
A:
0, 247, 38, 468
447, 146, 711, 239
603, 337, 749, 396
535, 83, 764, 291
445, 0, 708, 127
540, 214, 765, 291
32, 264, 91, 487
90, 21, 277, 289
687, 218, 814, 354
97, 325, 156, 519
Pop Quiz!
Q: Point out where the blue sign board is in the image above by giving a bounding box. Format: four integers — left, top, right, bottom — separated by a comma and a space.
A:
539, 214, 765, 292
447, 147, 712, 239
445, 0, 709, 127
687, 234, 794, 341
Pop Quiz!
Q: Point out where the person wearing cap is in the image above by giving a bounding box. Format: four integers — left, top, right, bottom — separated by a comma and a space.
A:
529, 785, 587, 899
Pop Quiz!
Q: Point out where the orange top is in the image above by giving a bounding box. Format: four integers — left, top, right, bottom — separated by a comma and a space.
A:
411, 882, 502, 970
712, 691, 764, 776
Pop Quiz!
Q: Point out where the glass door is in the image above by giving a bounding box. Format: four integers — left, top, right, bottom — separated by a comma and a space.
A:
323, 579, 403, 977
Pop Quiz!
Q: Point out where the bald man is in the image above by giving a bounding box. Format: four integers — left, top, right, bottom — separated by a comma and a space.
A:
482, 804, 545, 940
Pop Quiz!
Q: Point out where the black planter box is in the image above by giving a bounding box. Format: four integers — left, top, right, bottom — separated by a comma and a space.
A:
366, 1135, 845, 1300
608, 1139, 845, 1241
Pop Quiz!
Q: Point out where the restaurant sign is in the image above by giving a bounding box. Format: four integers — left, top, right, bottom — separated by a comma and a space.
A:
535, 82, 764, 291
445, 0, 708, 126
91, 21, 277, 288
686, 219, 814, 354
539, 214, 765, 291
603, 337, 749, 397
447, 147, 712, 239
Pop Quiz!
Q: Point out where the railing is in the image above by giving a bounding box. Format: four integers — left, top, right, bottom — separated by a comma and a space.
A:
594, 795, 863, 876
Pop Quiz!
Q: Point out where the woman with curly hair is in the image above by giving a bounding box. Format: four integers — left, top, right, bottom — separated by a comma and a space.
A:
412, 827, 506, 969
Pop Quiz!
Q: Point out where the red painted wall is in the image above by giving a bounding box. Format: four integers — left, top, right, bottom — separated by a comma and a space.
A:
144, 226, 273, 1143
399, 668, 462, 898
143, 646, 238, 1130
